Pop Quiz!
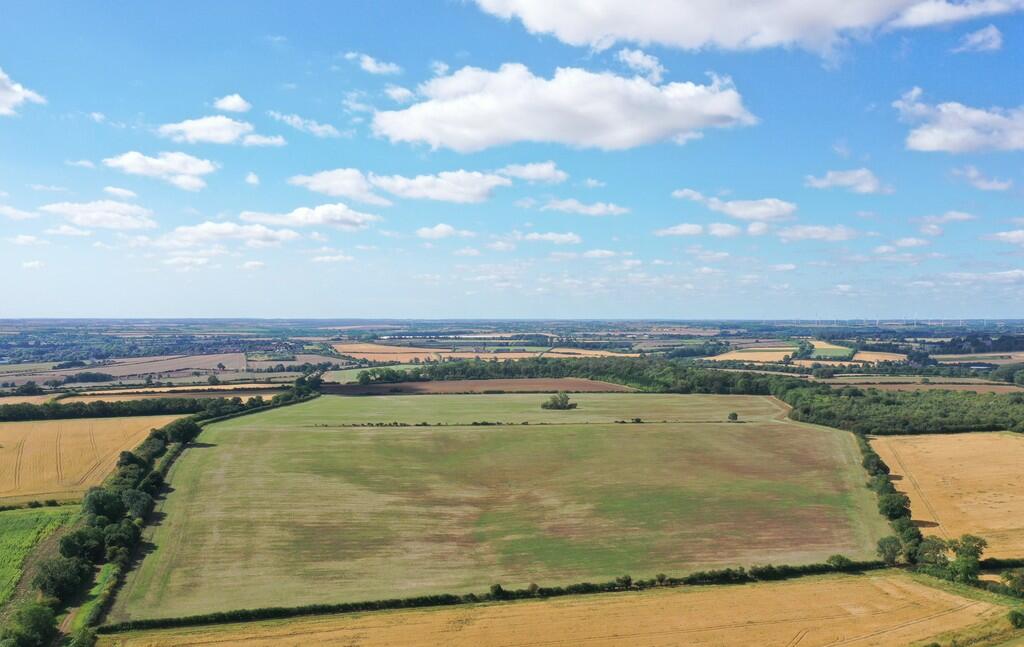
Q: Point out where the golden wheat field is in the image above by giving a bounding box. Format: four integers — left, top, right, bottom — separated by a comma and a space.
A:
871, 432, 1024, 557
96, 572, 1007, 647
0, 415, 181, 503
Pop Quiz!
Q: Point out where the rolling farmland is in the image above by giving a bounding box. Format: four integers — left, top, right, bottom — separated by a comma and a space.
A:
98, 572, 1009, 647
109, 394, 888, 622
0, 415, 182, 503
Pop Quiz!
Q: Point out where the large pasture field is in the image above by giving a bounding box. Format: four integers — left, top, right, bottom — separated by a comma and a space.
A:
871, 432, 1024, 557
0, 415, 181, 503
110, 393, 888, 621
99, 572, 1010, 647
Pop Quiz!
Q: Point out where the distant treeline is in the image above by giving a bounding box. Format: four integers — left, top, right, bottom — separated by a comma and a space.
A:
354, 357, 1024, 435
925, 334, 1024, 356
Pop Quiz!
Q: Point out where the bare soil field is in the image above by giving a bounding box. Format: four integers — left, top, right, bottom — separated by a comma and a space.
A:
0, 415, 181, 503
322, 378, 635, 395
98, 572, 1009, 647
871, 432, 1024, 557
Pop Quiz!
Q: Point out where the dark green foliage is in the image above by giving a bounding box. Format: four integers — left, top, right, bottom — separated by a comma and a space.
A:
1009, 609, 1024, 628
1001, 569, 1024, 595
826, 554, 853, 570
59, 527, 105, 562
540, 392, 576, 410
82, 488, 125, 520
0, 603, 57, 647
32, 556, 92, 601
876, 537, 902, 566
877, 493, 911, 520
121, 489, 154, 519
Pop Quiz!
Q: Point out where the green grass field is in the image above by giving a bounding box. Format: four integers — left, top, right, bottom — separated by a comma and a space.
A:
110, 394, 888, 622
322, 365, 420, 383
0, 506, 77, 607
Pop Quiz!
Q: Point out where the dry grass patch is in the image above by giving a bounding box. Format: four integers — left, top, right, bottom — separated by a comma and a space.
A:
871, 432, 1024, 557
0, 415, 182, 504
98, 572, 1008, 647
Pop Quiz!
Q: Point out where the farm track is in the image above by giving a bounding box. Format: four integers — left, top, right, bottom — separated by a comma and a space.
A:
54, 425, 64, 484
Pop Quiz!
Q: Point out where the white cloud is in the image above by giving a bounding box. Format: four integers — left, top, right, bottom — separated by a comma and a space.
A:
747, 222, 770, 236
454, 247, 481, 256
29, 184, 67, 192
21, 260, 43, 270
160, 221, 300, 248
894, 237, 929, 247
708, 222, 742, 237
498, 161, 568, 183
39, 200, 156, 230
0, 67, 45, 116
583, 178, 605, 188
103, 186, 137, 199
7, 234, 47, 246
616, 48, 665, 83
268, 111, 341, 138
673, 188, 796, 222
245, 172, 260, 186
344, 52, 402, 75
311, 254, 354, 263
369, 170, 511, 203
805, 168, 892, 194
917, 210, 976, 235
953, 24, 1003, 52
66, 159, 95, 169
372, 63, 754, 152
240, 203, 380, 231
44, 224, 91, 237
894, 87, 1024, 153
523, 231, 581, 244
987, 229, 1024, 245
474, 0, 1024, 54
88, 112, 105, 123
158, 115, 253, 144
242, 134, 287, 147
385, 85, 415, 103
416, 223, 475, 239
947, 269, 1024, 285
778, 224, 858, 242
0, 205, 37, 220
952, 165, 1011, 191
655, 223, 703, 236
582, 249, 618, 258
770, 263, 797, 271
541, 198, 628, 216
214, 93, 252, 112
289, 168, 391, 205
487, 240, 516, 251
163, 255, 210, 270
103, 151, 218, 191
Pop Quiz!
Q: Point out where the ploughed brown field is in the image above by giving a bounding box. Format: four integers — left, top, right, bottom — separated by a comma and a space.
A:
871, 432, 1024, 557
0, 415, 182, 503
97, 572, 1008, 647
322, 377, 635, 395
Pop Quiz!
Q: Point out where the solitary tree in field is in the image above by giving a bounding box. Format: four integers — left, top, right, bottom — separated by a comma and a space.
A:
876, 536, 901, 566
728, 412, 738, 422
541, 392, 576, 410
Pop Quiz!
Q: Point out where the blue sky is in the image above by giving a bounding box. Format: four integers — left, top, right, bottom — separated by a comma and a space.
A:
1, 1, 1023, 318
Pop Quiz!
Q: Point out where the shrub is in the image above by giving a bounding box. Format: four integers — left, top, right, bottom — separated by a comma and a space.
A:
877, 493, 911, 520
32, 556, 92, 601
540, 392, 576, 410
1009, 609, 1024, 629
876, 536, 901, 566
826, 554, 853, 570
0, 603, 57, 647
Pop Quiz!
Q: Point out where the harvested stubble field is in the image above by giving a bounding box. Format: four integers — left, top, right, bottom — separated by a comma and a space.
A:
934, 352, 1024, 365
98, 572, 1008, 647
0, 415, 182, 503
3, 353, 249, 386
332, 342, 637, 362
871, 432, 1024, 557
58, 389, 286, 405
109, 394, 888, 622
708, 347, 796, 362
323, 377, 635, 395
0, 506, 76, 607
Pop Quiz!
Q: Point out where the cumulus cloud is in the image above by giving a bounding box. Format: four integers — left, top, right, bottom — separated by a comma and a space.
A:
289, 168, 391, 205
952, 165, 1011, 191
344, 52, 402, 75
805, 168, 892, 194
0, 205, 37, 220
498, 161, 568, 183
103, 186, 137, 199
372, 63, 754, 152
369, 170, 511, 203
7, 234, 47, 246
708, 222, 742, 237
583, 178, 605, 188
894, 87, 1024, 153
916, 210, 976, 235
953, 24, 1003, 52
673, 188, 796, 222
245, 172, 260, 186
240, 203, 380, 231
986, 229, 1024, 245
214, 93, 252, 112
311, 254, 354, 263
777, 224, 857, 242
522, 231, 581, 244
385, 85, 415, 103
655, 223, 703, 236
103, 151, 218, 191
240, 260, 264, 270
0, 67, 45, 116
268, 111, 341, 138
416, 223, 475, 239
616, 48, 665, 83
66, 159, 95, 169
541, 198, 628, 216
44, 224, 91, 237
160, 221, 300, 248
454, 247, 481, 256
158, 115, 252, 144
770, 263, 797, 271
474, 0, 1024, 53
947, 269, 1024, 285
40, 200, 156, 230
